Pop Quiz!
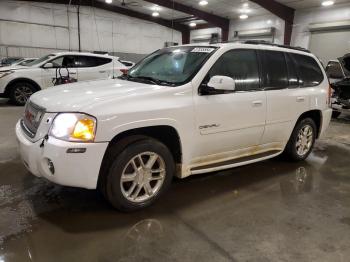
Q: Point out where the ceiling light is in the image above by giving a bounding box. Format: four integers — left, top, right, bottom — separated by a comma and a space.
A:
199, 1, 208, 6
322, 0, 334, 6
242, 3, 249, 8
151, 5, 161, 11
239, 14, 248, 19
152, 12, 159, 17
105, 0, 112, 3
189, 22, 197, 27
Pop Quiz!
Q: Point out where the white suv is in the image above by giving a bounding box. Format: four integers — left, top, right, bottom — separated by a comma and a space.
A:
16, 42, 332, 211
0, 52, 127, 105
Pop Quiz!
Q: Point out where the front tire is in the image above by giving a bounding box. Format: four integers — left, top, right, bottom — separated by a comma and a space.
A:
101, 138, 175, 211
9, 82, 37, 106
284, 118, 316, 161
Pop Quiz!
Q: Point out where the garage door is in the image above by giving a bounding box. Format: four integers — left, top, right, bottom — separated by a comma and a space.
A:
309, 30, 350, 65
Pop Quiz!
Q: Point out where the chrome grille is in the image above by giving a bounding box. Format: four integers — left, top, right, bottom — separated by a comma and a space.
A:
21, 102, 45, 138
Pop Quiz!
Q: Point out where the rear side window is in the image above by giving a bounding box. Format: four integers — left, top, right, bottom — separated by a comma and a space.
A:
76, 56, 112, 67
261, 50, 288, 89
291, 53, 323, 87
208, 49, 260, 91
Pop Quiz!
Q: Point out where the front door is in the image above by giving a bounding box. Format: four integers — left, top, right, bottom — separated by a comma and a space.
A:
41, 55, 78, 88
194, 49, 266, 160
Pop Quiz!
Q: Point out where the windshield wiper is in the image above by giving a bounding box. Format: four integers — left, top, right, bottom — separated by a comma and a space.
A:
119, 75, 174, 86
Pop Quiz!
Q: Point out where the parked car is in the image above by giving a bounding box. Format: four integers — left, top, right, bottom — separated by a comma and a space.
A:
0, 58, 38, 71
0, 52, 127, 105
0, 57, 23, 67
16, 42, 332, 211
325, 54, 350, 118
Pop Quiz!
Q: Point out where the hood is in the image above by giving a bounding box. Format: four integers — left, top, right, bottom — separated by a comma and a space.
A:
0, 65, 29, 71
30, 78, 163, 112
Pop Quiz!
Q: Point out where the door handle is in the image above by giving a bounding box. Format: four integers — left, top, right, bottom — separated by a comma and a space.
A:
99, 70, 106, 73
252, 100, 263, 107
69, 72, 77, 75
296, 96, 305, 102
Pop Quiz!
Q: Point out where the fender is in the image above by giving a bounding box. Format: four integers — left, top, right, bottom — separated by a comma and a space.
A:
5, 77, 41, 95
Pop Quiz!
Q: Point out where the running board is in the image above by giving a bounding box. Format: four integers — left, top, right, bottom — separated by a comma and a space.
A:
190, 150, 281, 175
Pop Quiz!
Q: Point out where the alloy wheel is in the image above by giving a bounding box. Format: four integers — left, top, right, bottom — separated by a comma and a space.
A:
120, 151, 166, 203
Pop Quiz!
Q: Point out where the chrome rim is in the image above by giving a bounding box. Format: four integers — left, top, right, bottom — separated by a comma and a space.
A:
296, 124, 313, 156
14, 86, 33, 104
120, 152, 166, 203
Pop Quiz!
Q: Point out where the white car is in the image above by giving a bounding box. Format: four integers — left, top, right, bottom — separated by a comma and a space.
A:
16, 42, 332, 211
0, 52, 127, 105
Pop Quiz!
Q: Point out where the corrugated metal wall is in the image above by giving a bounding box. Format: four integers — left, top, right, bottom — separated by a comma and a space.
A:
0, 1, 181, 62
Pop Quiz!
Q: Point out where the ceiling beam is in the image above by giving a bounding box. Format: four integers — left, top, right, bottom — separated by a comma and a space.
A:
142, 0, 230, 41
249, 0, 295, 45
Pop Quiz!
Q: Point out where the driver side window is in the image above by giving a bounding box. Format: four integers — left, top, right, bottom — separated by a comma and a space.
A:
207, 49, 260, 92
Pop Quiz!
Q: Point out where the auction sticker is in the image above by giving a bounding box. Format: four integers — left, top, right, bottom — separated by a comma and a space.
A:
191, 47, 215, 53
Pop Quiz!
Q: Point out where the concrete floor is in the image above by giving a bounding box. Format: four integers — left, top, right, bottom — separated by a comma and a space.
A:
0, 98, 350, 262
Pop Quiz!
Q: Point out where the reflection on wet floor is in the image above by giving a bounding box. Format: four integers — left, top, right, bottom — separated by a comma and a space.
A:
0, 139, 349, 261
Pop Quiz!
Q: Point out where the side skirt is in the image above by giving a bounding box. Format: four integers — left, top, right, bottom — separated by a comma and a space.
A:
190, 150, 282, 175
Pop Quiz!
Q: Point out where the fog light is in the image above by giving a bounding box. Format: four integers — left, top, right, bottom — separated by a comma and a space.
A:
47, 159, 55, 175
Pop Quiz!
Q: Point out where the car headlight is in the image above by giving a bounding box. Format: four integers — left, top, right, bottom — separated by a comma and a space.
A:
0, 71, 14, 78
49, 113, 97, 142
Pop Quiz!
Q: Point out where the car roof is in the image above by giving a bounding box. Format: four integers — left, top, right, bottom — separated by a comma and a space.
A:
51, 52, 115, 59
179, 41, 313, 57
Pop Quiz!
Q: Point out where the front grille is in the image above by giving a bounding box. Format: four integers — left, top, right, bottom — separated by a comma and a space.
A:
21, 101, 45, 138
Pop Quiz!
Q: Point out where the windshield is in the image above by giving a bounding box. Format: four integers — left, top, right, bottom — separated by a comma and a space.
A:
123, 46, 217, 86
26, 54, 56, 67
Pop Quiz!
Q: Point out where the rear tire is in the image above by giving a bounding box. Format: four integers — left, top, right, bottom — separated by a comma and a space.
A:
9, 81, 37, 106
100, 138, 175, 211
284, 118, 316, 161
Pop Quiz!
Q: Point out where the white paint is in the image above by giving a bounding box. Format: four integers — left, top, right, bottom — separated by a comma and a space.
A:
16, 43, 332, 189
291, 3, 350, 49
0, 0, 181, 57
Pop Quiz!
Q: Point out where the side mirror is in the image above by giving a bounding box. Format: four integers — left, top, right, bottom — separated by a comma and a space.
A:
207, 75, 235, 91
43, 62, 53, 69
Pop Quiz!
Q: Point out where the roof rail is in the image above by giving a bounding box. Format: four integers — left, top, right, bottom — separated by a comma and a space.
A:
244, 40, 311, 53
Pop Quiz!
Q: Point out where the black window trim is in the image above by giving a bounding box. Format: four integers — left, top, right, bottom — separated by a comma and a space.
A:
199, 48, 263, 96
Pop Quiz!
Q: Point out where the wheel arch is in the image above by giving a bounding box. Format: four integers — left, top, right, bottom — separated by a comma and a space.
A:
97, 125, 183, 190
295, 110, 322, 138
4, 78, 41, 96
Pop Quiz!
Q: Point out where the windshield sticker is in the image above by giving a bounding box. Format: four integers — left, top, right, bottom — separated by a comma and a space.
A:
191, 47, 215, 53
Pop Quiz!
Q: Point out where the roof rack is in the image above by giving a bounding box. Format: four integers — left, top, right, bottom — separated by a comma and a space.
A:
244, 40, 311, 53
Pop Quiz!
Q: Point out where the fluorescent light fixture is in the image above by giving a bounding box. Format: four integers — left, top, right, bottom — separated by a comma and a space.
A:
152, 12, 160, 17
322, 0, 334, 6
199, 0, 208, 6
239, 8, 251, 13
105, 0, 112, 3
189, 22, 197, 27
239, 14, 248, 19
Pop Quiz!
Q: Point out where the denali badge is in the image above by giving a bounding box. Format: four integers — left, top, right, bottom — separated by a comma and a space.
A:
199, 124, 220, 130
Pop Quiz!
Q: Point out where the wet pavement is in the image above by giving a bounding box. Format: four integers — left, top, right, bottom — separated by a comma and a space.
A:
0, 98, 350, 262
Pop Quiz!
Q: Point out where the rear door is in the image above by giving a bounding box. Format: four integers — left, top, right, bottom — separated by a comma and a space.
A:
261, 51, 323, 145
75, 56, 113, 81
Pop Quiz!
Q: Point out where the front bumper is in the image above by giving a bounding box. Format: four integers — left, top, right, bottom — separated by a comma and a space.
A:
16, 121, 108, 189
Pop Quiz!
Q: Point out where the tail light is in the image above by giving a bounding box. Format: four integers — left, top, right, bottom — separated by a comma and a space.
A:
120, 69, 128, 75
327, 83, 332, 107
